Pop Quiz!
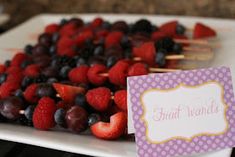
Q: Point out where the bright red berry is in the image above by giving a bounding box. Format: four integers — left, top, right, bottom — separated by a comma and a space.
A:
6, 72, 24, 84
6, 66, 22, 74
53, 83, 85, 103
45, 23, 59, 34
33, 97, 57, 130
68, 65, 89, 84
114, 90, 127, 111
87, 64, 108, 85
133, 42, 156, 65
193, 23, 216, 39
24, 64, 40, 77
91, 17, 103, 28
86, 87, 111, 111
24, 83, 39, 103
128, 63, 148, 76
0, 82, 20, 98
0, 64, 6, 74
105, 31, 123, 48
159, 20, 178, 36
11, 53, 28, 67
151, 31, 168, 41
57, 37, 77, 57
90, 112, 127, 140
108, 61, 129, 86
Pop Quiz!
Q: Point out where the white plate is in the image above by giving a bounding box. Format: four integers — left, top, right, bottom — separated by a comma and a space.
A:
0, 14, 234, 157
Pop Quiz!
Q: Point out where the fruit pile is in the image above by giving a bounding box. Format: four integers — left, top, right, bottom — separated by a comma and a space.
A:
0, 17, 216, 140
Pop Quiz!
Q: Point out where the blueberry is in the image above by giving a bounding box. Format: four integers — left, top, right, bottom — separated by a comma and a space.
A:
52, 32, 60, 43
14, 89, 24, 98
34, 74, 48, 83
21, 76, 34, 89
20, 60, 32, 69
75, 94, 87, 109
155, 49, 167, 67
0, 73, 7, 84
18, 116, 33, 127
120, 36, 131, 49
47, 77, 58, 84
24, 44, 33, 54
36, 83, 56, 98
123, 49, 132, 59
88, 113, 101, 126
60, 18, 68, 26
172, 43, 183, 54
106, 56, 118, 68
54, 108, 66, 127
49, 45, 56, 55
24, 105, 35, 121
102, 21, 111, 29
93, 46, 104, 56
60, 65, 71, 79
4, 60, 11, 67
155, 37, 174, 53
176, 24, 186, 35
76, 58, 87, 67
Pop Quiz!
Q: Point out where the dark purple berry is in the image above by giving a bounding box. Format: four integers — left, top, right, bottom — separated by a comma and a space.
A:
4, 60, 11, 67
0, 97, 23, 120
32, 44, 49, 56
65, 106, 88, 133
36, 83, 56, 98
38, 33, 52, 47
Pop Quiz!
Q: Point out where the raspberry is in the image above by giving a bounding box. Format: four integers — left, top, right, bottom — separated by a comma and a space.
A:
24, 64, 40, 77
75, 30, 94, 47
86, 87, 111, 111
56, 101, 72, 110
45, 23, 59, 34
57, 37, 76, 57
114, 90, 127, 111
33, 97, 57, 130
0, 81, 20, 98
68, 65, 89, 84
24, 83, 39, 103
6, 66, 22, 74
60, 23, 78, 37
91, 17, 103, 28
87, 64, 108, 85
128, 63, 148, 76
108, 60, 129, 86
11, 53, 28, 67
133, 42, 156, 65
0, 64, 6, 74
6, 72, 24, 84
95, 29, 109, 39
105, 31, 123, 48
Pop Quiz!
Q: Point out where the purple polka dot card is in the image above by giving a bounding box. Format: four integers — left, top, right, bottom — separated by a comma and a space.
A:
127, 66, 235, 157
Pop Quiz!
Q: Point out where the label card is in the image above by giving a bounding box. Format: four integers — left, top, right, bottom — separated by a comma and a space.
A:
127, 67, 235, 157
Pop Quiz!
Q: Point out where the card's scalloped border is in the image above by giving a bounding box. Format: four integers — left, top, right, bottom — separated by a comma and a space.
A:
140, 81, 229, 144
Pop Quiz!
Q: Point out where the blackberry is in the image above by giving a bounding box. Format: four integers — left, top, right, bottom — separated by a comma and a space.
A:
132, 19, 152, 34
155, 37, 175, 53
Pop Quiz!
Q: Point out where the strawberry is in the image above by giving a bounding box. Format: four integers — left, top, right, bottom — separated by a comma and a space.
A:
105, 31, 123, 48
159, 20, 178, 36
45, 23, 59, 34
114, 90, 127, 111
128, 63, 148, 76
132, 42, 156, 65
108, 60, 129, 86
193, 23, 217, 39
0, 81, 20, 98
86, 87, 111, 111
33, 97, 57, 130
90, 112, 127, 140
24, 64, 40, 77
68, 65, 89, 84
11, 53, 28, 67
87, 64, 108, 85
24, 83, 39, 103
53, 83, 85, 103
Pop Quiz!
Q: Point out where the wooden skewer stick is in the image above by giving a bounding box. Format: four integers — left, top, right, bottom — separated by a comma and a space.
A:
174, 39, 220, 48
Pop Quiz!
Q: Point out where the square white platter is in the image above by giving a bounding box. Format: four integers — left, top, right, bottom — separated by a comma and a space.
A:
0, 14, 234, 157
